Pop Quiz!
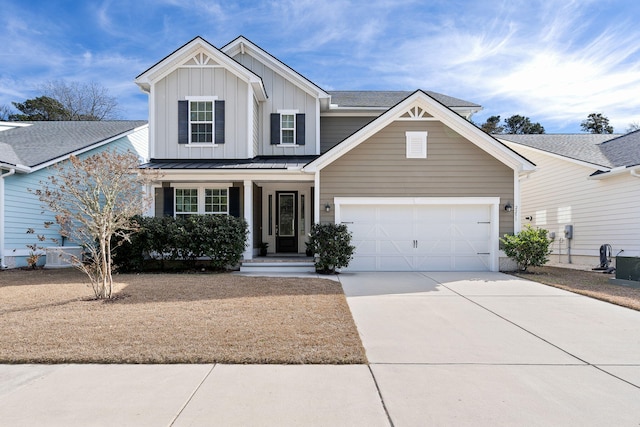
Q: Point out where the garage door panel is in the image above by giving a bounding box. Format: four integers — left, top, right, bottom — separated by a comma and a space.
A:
342, 203, 494, 272
379, 240, 414, 255
454, 223, 491, 239
378, 224, 414, 240
352, 239, 378, 254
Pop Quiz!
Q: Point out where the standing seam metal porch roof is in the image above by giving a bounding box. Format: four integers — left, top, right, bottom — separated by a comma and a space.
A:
141, 156, 319, 170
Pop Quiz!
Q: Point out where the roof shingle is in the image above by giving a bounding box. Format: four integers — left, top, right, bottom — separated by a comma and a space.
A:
0, 121, 147, 168
328, 90, 480, 108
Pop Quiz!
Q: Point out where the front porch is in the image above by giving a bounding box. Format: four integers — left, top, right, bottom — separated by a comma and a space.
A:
145, 157, 319, 262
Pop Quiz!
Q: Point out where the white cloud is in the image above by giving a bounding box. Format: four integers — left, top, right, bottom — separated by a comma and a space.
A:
1, 0, 639, 131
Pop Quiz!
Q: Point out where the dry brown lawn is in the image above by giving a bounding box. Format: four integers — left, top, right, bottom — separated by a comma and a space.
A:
0, 269, 367, 364
512, 266, 640, 311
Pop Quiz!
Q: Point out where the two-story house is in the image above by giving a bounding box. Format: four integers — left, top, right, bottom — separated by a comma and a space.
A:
135, 36, 535, 272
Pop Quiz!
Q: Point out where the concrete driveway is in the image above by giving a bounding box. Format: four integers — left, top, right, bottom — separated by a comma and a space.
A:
339, 271, 640, 426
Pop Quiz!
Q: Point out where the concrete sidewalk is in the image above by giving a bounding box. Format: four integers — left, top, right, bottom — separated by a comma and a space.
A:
1, 271, 639, 426
0, 364, 388, 426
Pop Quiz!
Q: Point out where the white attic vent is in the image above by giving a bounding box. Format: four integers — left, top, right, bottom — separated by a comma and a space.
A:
406, 131, 428, 159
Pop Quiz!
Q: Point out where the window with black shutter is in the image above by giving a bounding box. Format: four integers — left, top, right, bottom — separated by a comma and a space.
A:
178, 98, 225, 145
271, 111, 305, 145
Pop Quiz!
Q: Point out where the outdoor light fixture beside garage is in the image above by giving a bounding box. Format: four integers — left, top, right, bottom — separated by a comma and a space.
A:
325, 203, 331, 212
504, 202, 513, 212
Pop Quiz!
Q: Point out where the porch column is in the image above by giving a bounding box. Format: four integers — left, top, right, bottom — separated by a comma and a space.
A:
243, 180, 253, 260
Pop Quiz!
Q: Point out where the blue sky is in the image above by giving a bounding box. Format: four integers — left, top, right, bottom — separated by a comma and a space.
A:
2, 0, 640, 133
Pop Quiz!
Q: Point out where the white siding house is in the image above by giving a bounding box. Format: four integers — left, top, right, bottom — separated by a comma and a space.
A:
501, 131, 640, 267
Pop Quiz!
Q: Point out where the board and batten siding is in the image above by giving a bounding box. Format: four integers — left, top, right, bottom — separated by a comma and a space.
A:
506, 143, 640, 261
320, 116, 376, 153
320, 121, 515, 236
253, 97, 260, 156
232, 52, 318, 156
3, 129, 148, 267
153, 66, 249, 159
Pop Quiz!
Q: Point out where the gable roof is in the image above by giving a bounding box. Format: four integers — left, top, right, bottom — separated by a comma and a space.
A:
304, 90, 535, 174
498, 133, 634, 169
222, 36, 330, 107
328, 90, 481, 109
135, 36, 267, 101
598, 130, 640, 168
0, 121, 147, 172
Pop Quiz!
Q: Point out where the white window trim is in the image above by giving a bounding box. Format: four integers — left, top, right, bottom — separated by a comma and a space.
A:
277, 109, 298, 145
174, 184, 230, 216
406, 131, 428, 159
185, 96, 218, 146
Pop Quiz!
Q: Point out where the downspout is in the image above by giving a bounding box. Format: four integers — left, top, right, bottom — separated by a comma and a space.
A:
0, 168, 16, 269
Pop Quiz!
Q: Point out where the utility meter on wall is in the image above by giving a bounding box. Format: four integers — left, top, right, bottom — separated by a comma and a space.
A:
564, 225, 573, 239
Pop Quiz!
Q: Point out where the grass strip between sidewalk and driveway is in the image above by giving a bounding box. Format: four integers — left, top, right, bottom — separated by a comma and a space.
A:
0, 269, 367, 364
511, 266, 640, 311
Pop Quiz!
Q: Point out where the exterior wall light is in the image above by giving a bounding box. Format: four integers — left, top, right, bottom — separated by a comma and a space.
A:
325, 203, 331, 212
504, 203, 513, 212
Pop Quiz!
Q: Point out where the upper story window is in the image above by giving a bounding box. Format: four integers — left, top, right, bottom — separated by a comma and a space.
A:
190, 101, 213, 143
270, 110, 305, 146
280, 113, 296, 144
178, 97, 225, 145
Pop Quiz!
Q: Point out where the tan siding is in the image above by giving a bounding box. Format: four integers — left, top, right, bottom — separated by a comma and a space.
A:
506, 143, 640, 259
153, 67, 249, 159
320, 116, 376, 153
320, 121, 515, 236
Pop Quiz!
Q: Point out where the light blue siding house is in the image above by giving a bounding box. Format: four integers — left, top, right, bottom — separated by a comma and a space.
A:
0, 121, 148, 268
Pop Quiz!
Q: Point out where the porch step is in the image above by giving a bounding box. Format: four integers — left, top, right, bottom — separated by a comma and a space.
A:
240, 258, 316, 273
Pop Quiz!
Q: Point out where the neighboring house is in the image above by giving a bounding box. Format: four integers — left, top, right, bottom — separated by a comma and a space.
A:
135, 36, 535, 272
0, 121, 148, 268
500, 131, 640, 267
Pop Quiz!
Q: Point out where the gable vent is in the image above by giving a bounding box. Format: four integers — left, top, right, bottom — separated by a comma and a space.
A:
400, 106, 433, 120
183, 52, 216, 66
406, 131, 428, 159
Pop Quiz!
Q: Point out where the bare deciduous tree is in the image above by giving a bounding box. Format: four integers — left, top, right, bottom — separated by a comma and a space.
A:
35, 150, 157, 299
40, 80, 119, 120
627, 121, 640, 133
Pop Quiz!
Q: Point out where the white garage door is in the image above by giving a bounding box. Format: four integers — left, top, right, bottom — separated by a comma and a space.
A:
340, 203, 494, 271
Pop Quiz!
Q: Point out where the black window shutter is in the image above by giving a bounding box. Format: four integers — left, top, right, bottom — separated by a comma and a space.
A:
178, 101, 189, 144
229, 187, 240, 217
296, 113, 305, 145
162, 187, 174, 217
215, 100, 225, 144
270, 113, 280, 145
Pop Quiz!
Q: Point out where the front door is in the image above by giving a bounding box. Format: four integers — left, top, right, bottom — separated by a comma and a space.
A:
276, 191, 298, 253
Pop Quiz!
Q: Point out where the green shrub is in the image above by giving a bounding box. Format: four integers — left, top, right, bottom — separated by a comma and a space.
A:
307, 223, 355, 274
113, 215, 248, 272
501, 225, 552, 271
